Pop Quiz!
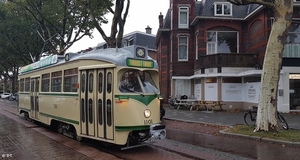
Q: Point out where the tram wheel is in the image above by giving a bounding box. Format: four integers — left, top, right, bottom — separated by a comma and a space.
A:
24, 112, 30, 121
75, 135, 83, 142
73, 127, 83, 142
57, 123, 63, 134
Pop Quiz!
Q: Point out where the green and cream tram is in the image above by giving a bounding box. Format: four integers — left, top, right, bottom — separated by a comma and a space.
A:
18, 45, 166, 149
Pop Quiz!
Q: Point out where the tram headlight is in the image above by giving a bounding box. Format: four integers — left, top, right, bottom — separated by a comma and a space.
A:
144, 109, 151, 118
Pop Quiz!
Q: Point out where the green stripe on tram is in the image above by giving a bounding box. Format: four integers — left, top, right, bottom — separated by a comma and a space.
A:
39, 112, 79, 125
18, 108, 79, 125
115, 125, 150, 131
114, 95, 157, 106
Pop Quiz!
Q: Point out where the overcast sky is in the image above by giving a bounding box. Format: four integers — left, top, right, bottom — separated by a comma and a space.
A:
68, 0, 169, 52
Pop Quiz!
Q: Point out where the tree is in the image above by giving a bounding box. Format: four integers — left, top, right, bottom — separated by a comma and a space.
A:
227, 0, 293, 131
8, 0, 113, 55
86, 0, 130, 48
0, 2, 42, 92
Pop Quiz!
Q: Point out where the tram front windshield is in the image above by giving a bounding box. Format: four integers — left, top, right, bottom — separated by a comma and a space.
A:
119, 70, 159, 93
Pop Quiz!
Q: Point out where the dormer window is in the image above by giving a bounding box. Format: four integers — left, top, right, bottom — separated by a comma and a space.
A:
214, 2, 232, 16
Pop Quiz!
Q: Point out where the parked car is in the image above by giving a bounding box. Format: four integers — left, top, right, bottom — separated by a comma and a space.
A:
9, 93, 18, 101
1, 93, 11, 99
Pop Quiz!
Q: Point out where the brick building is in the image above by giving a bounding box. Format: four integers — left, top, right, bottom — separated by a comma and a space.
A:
155, 0, 300, 112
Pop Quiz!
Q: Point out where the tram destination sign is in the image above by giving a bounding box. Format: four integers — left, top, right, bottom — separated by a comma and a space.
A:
20, 55, 58, 73
126, 58, 154, 68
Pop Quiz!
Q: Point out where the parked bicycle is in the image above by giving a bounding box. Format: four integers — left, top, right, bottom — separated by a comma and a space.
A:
168, 95, 190, 109
168, 95, 179, 109
244, 106, 289, 130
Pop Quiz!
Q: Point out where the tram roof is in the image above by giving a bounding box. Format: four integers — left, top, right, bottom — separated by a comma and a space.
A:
20, 45, 158, 74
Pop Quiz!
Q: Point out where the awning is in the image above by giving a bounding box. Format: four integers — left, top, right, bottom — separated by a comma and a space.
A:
172, 69, 286, 80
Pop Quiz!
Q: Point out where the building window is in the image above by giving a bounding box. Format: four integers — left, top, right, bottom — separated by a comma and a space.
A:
244, 76, 261, 83
178, 36, 188, 61
214, 2, 232, 16
178, 7, 189, 28
170, 35, 173, 62
206, 77, 217, 83
206, 31, 238, 55
283, 21, 300, 57
195, 32, 198, 60
222, 77, 242, 83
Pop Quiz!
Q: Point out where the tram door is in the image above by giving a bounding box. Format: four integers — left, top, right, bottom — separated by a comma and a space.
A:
30, 78, 40, 119
80, 69, 114, 140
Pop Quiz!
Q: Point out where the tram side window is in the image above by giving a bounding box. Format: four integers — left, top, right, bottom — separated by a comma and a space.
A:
19, 79, 24, 92
51, 71, 62, 92
107, 72, 112, 93
64, 68, 78, 92
89, 73, 93, 93
98, 73, 103, 93
25, 77, 30, 92
81, 74, 85, 92
42, 73, 50, 92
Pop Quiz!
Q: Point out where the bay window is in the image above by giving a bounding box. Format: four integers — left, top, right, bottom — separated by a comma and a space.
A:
206, 31, 238, 55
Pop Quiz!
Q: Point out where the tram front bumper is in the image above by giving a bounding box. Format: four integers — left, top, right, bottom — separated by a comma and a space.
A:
150, 124, 166, 140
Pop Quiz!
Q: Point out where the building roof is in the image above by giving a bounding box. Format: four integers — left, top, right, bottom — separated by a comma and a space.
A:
95, 31, 157, 51
123, 31, 157, 50
159, 0, 263, 30
155, 0, 263, 45
200, 0, 260, 18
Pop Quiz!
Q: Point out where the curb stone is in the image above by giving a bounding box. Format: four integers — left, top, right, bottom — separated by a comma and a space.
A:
220, 128, 300, 147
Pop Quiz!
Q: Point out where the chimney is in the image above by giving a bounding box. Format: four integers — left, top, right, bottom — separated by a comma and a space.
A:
145, 25, 152, 34
159, 12, 163, 29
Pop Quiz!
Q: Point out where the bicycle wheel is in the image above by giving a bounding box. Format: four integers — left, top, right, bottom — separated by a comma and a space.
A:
277, 113, 289, 130
244, 111, 257, 127
173, 104, 179, 109
168, 104, 174, 109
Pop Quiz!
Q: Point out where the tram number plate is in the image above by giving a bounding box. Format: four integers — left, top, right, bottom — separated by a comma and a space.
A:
144, 119, 153, 125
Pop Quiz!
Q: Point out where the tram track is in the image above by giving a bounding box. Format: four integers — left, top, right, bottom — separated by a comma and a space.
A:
0, 101, 256, 160
0, 101, 198, 160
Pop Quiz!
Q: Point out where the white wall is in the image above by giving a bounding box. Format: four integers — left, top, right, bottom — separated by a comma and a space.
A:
194, 83, 201, 100
222, 83, 242, 101
205, 83, 217, 100
242, 82, 260, 103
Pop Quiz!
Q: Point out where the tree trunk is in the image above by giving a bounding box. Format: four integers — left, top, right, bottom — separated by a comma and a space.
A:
227, 0, 293, 132
255, 2, 293, 132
